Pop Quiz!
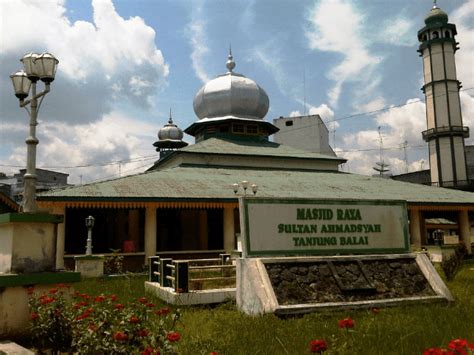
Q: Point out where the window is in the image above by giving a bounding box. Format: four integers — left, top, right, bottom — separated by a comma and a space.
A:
233, 124, 244, 133
246, 125, 258, 134
285, 120, 294, 127
445, 31, 450, 38
432, 31, 439, 39
207, 125, 217, 133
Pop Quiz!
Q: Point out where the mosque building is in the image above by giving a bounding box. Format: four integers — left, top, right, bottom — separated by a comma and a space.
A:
38, 5, 474, 270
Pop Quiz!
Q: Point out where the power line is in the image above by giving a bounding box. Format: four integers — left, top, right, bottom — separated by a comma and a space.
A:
276, 86, 474, 136
1, 88, 472, 172
0, 155, 157, 170
86, 161, 154, 184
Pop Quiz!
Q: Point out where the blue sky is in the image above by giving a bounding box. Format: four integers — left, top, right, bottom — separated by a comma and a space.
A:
0, 0, 473, 184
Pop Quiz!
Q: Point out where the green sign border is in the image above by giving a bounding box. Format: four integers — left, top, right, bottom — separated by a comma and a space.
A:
242, 198, 409, 257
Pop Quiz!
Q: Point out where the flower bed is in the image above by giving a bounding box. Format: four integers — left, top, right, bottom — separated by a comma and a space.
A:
28, 284, 181, 354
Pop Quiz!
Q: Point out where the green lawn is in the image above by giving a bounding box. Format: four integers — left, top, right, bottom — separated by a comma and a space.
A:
74, 265, 474, 354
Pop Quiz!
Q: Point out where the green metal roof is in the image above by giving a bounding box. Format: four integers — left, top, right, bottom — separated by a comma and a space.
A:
178, 137, 345, 162
39, 166, 474, 205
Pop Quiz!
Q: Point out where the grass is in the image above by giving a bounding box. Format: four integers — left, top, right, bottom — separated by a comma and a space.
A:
72, 265, 474, 354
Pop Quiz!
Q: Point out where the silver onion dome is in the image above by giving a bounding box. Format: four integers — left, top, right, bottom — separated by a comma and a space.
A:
158, 115, 184, 141
154, 110, 188, 150
193, 51, 269, 120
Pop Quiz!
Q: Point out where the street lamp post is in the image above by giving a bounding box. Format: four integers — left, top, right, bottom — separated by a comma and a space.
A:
10, 52, 59, 213
85, 216, 95, 256
233, 181, 258, 196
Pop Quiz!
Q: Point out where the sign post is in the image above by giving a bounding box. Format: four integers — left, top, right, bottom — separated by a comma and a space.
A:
240, 198, 409, 257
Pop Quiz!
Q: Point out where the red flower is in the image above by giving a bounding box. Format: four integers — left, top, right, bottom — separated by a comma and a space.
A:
448, 339, 468, 351
423, 348, 454, 355
210, 352, 218, 355
88, 323, 98, 332
113, 331, 129, 341
114, 303, 125, 310
76, 308, 93, 321
468, 343, 474, 350
137, 329, 149, 337
94, 295, 106, 303
138, 297, 147, 304
80, 293, 91, 300
73, 301, 88, 309
30, 312, 39, 321
142, 348, 160, 355
371, 307, 380, 314
129, 315, 140, 324
54, 308, 62, 316
338, 317, 354, 329
310, 339, 327, 353
49, 288, 58, 294
40, 296, 55, 305
76, 312, 90, 321
26, 286, 34, 295
146, 302, 155, 308
155, 307, 170, 316
167, 331, 181, 342
56, 283, 67, 289
110, 294, 118, 302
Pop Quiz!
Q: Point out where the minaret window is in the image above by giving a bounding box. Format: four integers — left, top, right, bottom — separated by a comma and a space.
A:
432, 31, 439, 39
423, 34, 428, 41
445, 30, 450, 38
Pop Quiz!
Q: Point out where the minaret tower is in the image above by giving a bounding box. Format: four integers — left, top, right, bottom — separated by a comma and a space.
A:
418, 1, 469, 188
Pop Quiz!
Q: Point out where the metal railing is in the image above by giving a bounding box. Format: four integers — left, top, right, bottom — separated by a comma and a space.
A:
148, 254, 236, 293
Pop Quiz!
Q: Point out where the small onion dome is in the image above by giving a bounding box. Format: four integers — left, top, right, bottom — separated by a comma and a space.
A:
193, 51, 269, 120
425, 5, 448, 26
153, 113, 188, 150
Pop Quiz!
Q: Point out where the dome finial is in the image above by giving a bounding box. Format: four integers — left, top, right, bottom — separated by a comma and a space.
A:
169, 108, 173, 124
433, 0, 438, 9
226, 45, 235, 73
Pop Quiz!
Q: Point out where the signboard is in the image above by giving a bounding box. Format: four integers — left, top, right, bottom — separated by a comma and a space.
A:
239, 198, 409, 257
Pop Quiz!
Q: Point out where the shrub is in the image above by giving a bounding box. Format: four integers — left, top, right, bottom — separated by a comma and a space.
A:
104, 248, 125, 275
29, 286, 181, 354
441, 243, 468, 281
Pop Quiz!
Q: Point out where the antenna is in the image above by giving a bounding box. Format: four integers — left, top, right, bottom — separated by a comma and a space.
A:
303, 68, 306, 116
333, 124, 336, 151
373, 126, 390, 176
401, 140, 409, 173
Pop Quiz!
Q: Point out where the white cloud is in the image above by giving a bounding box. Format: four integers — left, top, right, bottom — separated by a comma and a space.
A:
306, 0, 382, 107
339, 98, 427, 175
0, 0, 168, 182
186, 3, 210, 83
451, 1, 474, 90
0, 0, 168, 124
1, 0, 168, 81
254, 43, 292, 97
452, 2, 474, 141
377, 17, 416, 46
3, 111, 158, 184
356, 97, 386, 114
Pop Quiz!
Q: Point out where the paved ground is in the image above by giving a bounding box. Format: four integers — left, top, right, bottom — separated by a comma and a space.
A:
0, 341, 33, 355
